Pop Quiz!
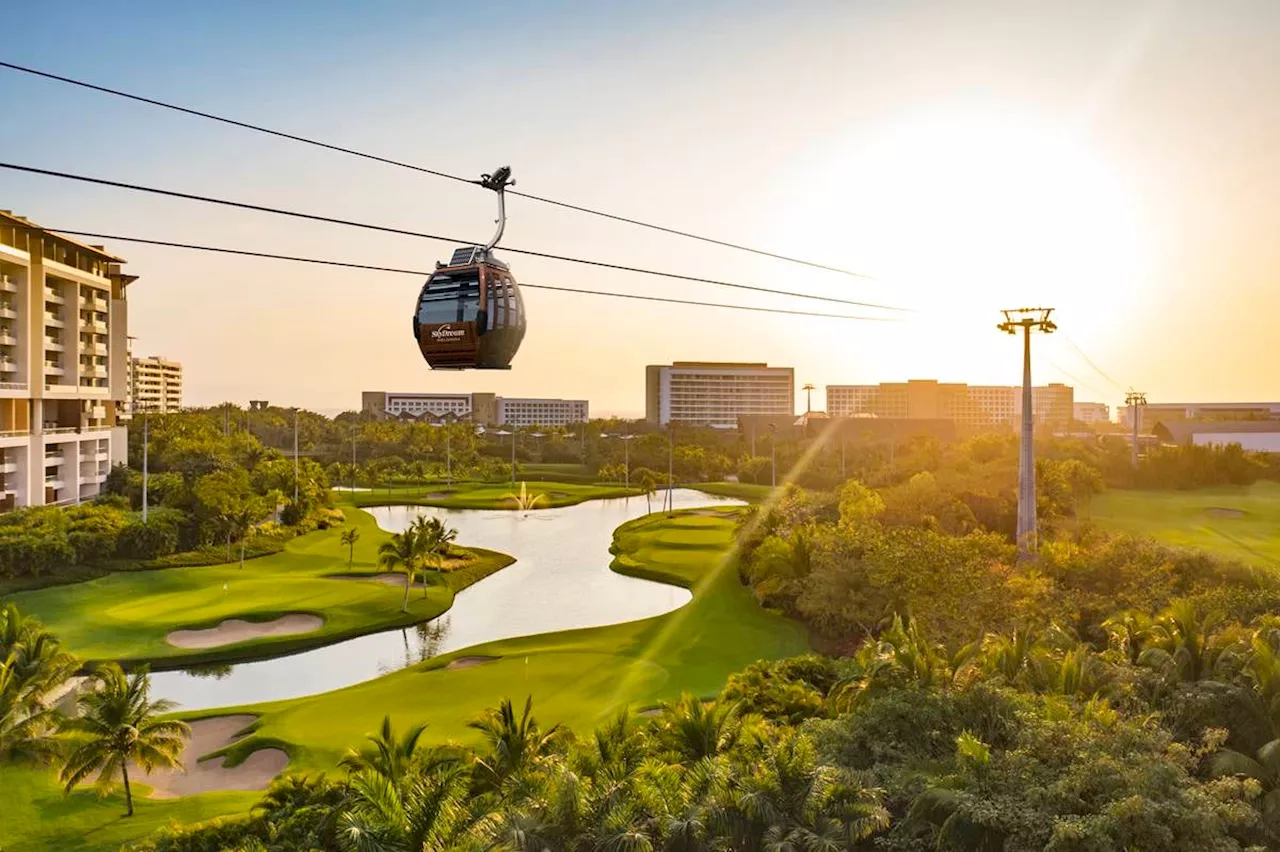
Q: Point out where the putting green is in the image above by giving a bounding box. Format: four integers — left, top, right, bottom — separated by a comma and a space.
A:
1090, 482, 1280, 568
6, 508, 512, 667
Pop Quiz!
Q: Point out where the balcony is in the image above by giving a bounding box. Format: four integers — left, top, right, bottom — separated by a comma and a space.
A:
44, 290, 66, 305
79, 295, 108, 312
0, 360, 16, 373
43, 363, 64, 376
0, 330, 16, 346
44, 312, 64, 328
83, 365, 107, 378
0, 306, 16, 321
85, 342, 107, 356
45, 338, 65, 352
84, 320, 107, 333
0, 276, 16, 294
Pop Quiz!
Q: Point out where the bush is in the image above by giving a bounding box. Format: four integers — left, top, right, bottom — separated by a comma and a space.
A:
116, 518, 180, 560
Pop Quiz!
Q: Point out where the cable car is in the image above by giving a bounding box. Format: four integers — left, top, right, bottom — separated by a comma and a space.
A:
413, 166, 527, 370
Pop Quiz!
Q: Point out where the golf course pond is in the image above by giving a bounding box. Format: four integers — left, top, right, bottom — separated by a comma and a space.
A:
149, 489, 743, 710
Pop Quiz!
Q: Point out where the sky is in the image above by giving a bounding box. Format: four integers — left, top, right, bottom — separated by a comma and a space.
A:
2, 0, 1279, 417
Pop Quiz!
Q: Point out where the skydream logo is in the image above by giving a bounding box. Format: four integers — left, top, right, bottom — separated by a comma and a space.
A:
430, 324, 467, 340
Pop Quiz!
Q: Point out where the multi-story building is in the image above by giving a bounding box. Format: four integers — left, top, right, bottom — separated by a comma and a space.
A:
646, 362, 794, 428
496, 397, 588, 428
0, 210, 131, 508
1073, 402, 1111, 425
131, 355, 183, 413
825, 379, 1074, 428
361, 391, 587, 427
1118, 401, 1280, 429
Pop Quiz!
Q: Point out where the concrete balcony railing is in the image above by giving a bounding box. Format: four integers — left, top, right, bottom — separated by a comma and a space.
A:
0, 461, 16, 475
0, 331, 16, 346
0, 429, 30, 438
0, 360, 17, 373
43, 363, 64, 376
0, 307, 17, 321
44, 290, 66, 305
0, 275, 17, 293
85, 343, 107, 356
82, 320, 107, 333
45, 339, 65, 352
44, 312, 64, 327
0, 383, 27, 392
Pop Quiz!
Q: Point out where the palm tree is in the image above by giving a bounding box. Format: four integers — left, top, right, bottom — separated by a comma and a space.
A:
59, 663, 189, 817
1209, 740, 1280, 831
639, 470, 657, 514
1138, 600, 1235, 683
339, 759, 476, 852
467, 696, 565, 790
0, 604, 78, 763
341, 527, 360, 569
340, 715, 429, 782
711, 729, 889, 850
379, 529, 419, 614
411, 516, 458, 597
659, 694, 744, 764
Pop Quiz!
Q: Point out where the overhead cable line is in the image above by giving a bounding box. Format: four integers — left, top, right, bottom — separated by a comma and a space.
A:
1039, 355, 1115, 402
0, 161, 910, 313
0, 60, 878, 281
48, 230, 899, 323
1059, 332, 1127, 393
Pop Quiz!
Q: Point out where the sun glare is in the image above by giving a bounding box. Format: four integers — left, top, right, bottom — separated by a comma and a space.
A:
777, 110, 1149, 320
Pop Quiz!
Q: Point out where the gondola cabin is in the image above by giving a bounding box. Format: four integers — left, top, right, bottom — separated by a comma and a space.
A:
414, 245, 527, 370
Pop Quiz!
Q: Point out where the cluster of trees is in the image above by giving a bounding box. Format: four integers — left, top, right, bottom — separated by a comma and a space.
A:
129, 615, 1280, 851
377, 515, 460, 612
2, 603, 188, 817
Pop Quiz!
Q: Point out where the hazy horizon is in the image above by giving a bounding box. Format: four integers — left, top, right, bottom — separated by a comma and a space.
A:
4, 0, 1279, 415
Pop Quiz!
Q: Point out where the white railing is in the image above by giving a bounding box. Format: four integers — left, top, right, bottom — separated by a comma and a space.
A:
0, 429, 29, 437
43, 426, 78, 434
0, 307, 17, 320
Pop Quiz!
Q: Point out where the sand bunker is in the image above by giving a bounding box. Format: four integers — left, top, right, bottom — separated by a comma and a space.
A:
167, 614, 323, 649
688, 508, 740, 518
1206, 507, 1246, 518
638, 708, 664, 718
446, 655, 500, 670
137, 714, 289, 798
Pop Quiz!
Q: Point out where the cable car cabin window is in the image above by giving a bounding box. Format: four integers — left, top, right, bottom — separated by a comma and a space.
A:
504, 277, 520, 325
417, 271, 481, 325
487, 272, 500, 329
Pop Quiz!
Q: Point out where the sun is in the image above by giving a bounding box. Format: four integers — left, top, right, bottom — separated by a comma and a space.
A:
774, 109, 1149, 321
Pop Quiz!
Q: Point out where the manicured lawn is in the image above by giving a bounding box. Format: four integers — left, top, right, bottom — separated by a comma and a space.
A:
689, 482, 776, 502
0, 764, 258, 852
209, 507, 807, 770
6, 508, 513, 668
1, 506, 806, 850
1090, 482, 1280, 568
349, 480, 641, 510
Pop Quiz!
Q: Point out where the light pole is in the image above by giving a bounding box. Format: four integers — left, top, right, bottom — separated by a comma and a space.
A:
802, 383, 815, 414
494, 429, 516, 483
998, 307, 1057, 558
769, 423, 777, 488
665, 426, 675, 514
350, 425, 357, 493
292, 407, 299, 505
445, 427, 452, 487
141, 410, 149, 522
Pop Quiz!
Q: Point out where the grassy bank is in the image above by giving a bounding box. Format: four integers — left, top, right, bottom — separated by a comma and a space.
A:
7, 508, 513, 668
205, 507, 806, 769
348, 480, 642, 510
1090, 482, 1280, 568
1, 506, 805, 851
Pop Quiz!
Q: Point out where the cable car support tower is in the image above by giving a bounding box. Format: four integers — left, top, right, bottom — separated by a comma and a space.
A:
998, 307, 1057, 559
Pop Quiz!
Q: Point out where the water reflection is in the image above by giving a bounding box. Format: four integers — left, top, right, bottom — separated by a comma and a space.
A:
150, 489, 740, 710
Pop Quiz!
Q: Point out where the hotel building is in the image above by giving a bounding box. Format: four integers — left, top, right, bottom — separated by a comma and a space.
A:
826, 379, 1074, 429
646, 362, 794, 428
1118, 400, 1280, 429
361, 391, 588, 427
0, 210, 131, 509
1073, 401, 1111, 425
131, 355, 184, 413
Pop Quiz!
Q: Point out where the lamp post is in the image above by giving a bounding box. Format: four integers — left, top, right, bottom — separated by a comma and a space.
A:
601, 433, 634, 487
141, 409, 149, 522
494, 429, 516, 483
666, 426, 675, 514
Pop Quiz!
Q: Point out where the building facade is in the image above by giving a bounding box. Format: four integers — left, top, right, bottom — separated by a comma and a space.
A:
1073, 401, 1111, 425
131, 355, 183, 413
646, 362, 794, 428
361, 391, 587, 427
826, 379, 1074, 428
1119, 401, 1280, 429
0, 210, 131, 509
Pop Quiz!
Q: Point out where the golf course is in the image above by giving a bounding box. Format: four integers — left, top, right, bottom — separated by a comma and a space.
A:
0, 485, 806, 852
1090, 481, 1280, 568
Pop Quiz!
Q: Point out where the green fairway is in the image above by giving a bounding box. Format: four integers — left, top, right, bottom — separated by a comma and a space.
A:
0, 764, 258, 852
1090, 482, 1280, 568
1, 505, 806, 850
208, 507, 807, 770
349, 480, 641, 509
688, 481, 776, 502
6, 508, 513, 667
